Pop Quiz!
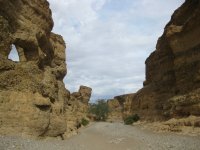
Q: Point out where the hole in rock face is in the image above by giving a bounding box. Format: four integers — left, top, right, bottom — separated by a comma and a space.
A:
76, 122, 81, 129
8, 44, 19, 62
35, 104, 51, 112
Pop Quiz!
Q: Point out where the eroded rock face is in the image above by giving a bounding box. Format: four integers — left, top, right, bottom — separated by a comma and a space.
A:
131, 0, 200, 120
64, 86, 92, 137
0, 0, 72, 137
107, 99, 122, 121
107, 93, 135, 121
0, 0, 54, 62
114, 94, 135, 118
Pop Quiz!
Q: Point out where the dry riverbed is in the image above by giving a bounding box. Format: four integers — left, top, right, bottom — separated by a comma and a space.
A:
0, 122, 200, 150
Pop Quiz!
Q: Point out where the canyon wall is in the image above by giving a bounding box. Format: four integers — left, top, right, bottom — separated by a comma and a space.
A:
0, 0, 91, 138
107, 93, 135, 121
65, 86, 92, 137
114, 94, 135, 118
130, 0, 200, 120
107, 99, 122, 121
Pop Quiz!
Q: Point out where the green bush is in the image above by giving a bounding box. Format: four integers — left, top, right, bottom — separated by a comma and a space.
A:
89, 99, 109, 121
124, 114, 140, 125
81, 118, 89, 126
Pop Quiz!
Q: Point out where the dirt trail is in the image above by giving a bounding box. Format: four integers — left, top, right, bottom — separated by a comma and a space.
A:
1, 122, 200, 150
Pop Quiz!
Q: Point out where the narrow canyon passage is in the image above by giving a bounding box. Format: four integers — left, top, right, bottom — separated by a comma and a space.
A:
1, 122, 200, 150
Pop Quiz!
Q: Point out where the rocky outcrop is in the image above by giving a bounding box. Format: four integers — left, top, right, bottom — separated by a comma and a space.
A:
107, 93, 135, 121
64, 86, 92, 137
114, 94, 135, 118
0, 0, 92, 138
130, 0, 200, 121
107, 99, 122, 121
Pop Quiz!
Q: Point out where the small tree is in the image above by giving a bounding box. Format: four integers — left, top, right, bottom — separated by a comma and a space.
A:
89, 99, 109, 121
81, 118, 89, 126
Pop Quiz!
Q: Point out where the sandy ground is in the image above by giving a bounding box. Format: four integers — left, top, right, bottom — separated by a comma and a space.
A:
0, 122, 200, 150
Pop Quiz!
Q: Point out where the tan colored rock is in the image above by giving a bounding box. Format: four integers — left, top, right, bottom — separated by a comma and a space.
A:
107, 93, 135, 121
107, 99, 122, 121
164, 89, 200, 117
139, 116, 200, 136
64, 86, 92, 137
114, 94, 135, 118
0, 0, 53, 61
130, 0, 200, 121
0, 0, 71, 138
0, 92, 51, 136
166, 25, 183, 37
79, 85, 92, 104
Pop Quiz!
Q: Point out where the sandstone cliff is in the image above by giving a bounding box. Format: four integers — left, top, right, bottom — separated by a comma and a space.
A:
65, 86, 92, 137
0, 0, 92, 138
107, 93, 135, 121
107, 99, 122, 121
114, 94, 135, 118
130, 0, 200, 121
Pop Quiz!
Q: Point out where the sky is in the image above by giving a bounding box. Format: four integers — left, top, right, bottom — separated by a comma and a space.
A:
9, 0, 184, 102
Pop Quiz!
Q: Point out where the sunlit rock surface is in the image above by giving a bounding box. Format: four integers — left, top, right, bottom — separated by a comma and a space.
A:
0, 0, 92, 138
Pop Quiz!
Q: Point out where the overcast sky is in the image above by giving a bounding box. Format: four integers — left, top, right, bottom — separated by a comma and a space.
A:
48, 0, 185, 102
9, 0, 184, 102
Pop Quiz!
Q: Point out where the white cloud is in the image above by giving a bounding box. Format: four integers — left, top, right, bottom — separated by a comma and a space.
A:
48, 0, 184, 102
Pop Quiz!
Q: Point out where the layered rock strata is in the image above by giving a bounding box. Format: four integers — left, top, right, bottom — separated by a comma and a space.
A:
0, 0, 92, 138
130, 0, 200, 121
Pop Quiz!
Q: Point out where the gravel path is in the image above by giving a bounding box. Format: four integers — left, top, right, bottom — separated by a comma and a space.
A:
0, 122, 200, 150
